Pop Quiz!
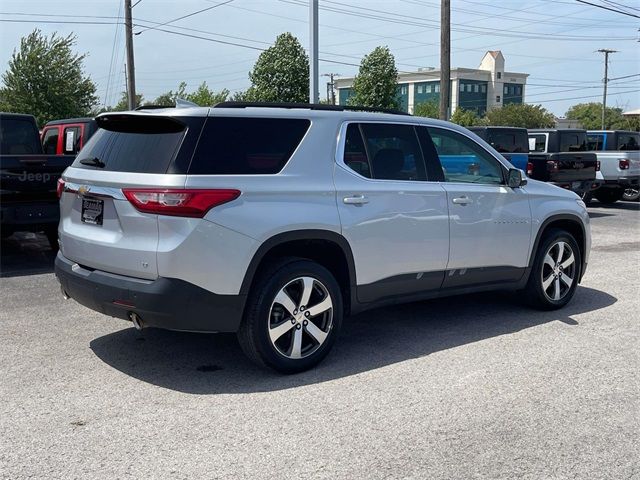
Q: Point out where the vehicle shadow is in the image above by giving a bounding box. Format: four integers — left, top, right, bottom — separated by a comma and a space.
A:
90, 286, 616, 394
0, 233, 55, 278
591, 201, 639, 211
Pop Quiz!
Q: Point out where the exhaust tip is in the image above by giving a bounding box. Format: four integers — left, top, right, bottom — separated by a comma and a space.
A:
129, 312, 144, 331
60, 285, 70, 300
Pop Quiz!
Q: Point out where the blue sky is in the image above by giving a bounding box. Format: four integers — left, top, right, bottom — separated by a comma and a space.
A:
1, 0, 638, 115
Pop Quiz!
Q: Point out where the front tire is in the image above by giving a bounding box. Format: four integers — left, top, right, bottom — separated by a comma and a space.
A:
524, 228, 581, 310
237, 258, 343, 374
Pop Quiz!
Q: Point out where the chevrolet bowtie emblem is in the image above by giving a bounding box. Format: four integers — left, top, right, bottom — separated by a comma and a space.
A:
78, 185, 90, 195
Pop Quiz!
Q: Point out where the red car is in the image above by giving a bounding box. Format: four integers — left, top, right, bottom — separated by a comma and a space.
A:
41, 117, 97, 155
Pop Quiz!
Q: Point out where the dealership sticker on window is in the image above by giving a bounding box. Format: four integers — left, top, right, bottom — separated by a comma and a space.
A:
65, 130, 75, 152
528, 138, 536, 151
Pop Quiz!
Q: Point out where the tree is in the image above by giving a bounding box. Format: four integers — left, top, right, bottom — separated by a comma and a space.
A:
187, 82, 229, 106
1, 29, 97, 126
246, 32, 309, 103
450, 107, 481, 127
565, 102, 630, 130
349, 46, 399, 110
485, 103, 555, 128
413, 101, 439, 118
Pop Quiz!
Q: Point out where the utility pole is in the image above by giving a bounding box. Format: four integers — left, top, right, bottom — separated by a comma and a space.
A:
322, 73, 340, 104
439, 0, 451, 120
597, 49, 616, 130
309, 0, 319, 103
124, 0, 137, 110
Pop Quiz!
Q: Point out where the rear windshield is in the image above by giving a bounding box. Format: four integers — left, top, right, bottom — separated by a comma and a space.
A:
528, 134, 546, 152
617, 133, 639, 151
0, 117, 41, 154
72, 116, 186, 173
485, 129, 529, 153
587, 134, 604, 151
559, 132, 588, 152
189, 117, 310, 174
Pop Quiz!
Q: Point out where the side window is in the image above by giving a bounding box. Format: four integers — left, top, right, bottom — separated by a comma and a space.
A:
617, 134, 639, 151
343, 124, 371, 178
529, 134, 546, 153
189, 117, 310, 174
587, 134, 603, 151
427, 127, 504, 185
360, 123, 427, 181
42, 128, 59, 154
63, 127, 81, 154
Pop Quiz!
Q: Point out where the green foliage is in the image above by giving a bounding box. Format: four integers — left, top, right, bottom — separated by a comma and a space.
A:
246, 32, 309, 103
450, 107, 482, 127
413, 101, 439, 118
485, 103, 555, 128
149, 81, 229, 107
565, 102, 632, 130
349, 46, 399, 110
0, 29, 98, 126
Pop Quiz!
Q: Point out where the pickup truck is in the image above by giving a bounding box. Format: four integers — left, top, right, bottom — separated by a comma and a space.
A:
527, 129, 598, 198
1, 112, 75, 248
586, 130, 640, 203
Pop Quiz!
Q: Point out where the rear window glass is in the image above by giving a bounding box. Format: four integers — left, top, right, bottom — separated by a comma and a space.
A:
559, 133, 588, 152
189, 117, 310, 174
485, 130, 528, 153
617, 133, 639, 151
587, 134, 604, 151
0, 117, 41, 154
72, 116, 186, 173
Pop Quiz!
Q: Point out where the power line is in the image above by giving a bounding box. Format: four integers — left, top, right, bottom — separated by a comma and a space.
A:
526, 88, 640, 103
575, 0, 640, 18
134, 0, 234, 35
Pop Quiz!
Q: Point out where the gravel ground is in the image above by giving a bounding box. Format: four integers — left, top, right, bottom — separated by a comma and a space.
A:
1, 201, 639, 479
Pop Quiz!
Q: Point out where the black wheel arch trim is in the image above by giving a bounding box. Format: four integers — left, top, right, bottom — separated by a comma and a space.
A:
239, 229, 358, 309
528, 213, 587, 281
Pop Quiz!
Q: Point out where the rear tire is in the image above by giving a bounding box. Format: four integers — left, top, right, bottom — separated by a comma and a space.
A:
594, 188, 623, 204
237, 258, 343, 374
523, 228, 581, 310
622, 187, 639, 202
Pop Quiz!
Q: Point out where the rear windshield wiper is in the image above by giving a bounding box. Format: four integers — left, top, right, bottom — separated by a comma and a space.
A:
80, 157, 106, 168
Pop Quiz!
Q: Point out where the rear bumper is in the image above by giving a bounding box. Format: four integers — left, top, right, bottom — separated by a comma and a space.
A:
55, 252, 245, 332
603, 176, 640, 187
1, 201, 59, 233
551, 179, 592, 195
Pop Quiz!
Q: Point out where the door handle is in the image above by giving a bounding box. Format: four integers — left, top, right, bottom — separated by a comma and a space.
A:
452, 196, 473, 205
343, 195, 369, 205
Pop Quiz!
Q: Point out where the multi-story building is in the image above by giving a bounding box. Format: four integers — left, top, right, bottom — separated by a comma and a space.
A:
335, 50, 528, 116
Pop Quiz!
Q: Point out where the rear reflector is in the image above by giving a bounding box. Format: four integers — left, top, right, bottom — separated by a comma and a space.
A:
122, 188, 240, 218
56, 178, 65, 199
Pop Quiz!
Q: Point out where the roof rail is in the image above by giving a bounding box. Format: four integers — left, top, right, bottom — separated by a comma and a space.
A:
213, 101, 411, 116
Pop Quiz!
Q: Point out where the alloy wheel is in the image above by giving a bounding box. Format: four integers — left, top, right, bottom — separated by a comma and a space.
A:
541, 241, 576, 302
268, 276, 334, 359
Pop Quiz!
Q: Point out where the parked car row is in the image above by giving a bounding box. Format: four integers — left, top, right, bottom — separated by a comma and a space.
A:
469, 126, 639, 204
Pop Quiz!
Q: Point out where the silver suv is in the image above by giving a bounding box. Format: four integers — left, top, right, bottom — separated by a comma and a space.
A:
55, 103, 591, 373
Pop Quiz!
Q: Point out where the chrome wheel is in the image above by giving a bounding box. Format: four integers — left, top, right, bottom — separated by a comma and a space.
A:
268, 276, 334, 360
623, 187, 640, 201
541, 241, 576, 301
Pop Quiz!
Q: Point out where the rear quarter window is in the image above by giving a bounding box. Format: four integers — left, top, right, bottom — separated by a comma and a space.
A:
617, 133, 639, 151
189, 117, 310, 174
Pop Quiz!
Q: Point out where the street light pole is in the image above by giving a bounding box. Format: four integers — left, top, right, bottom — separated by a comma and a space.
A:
309, 0, 319, 103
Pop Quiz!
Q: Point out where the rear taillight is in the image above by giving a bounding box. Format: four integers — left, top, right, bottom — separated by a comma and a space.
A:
596, 160, 601, 171
619, 159, 630, 170
526, 161, 534, 176
546, 160, 559, 172
56, 178, 65, 199
122, 189, 240, 218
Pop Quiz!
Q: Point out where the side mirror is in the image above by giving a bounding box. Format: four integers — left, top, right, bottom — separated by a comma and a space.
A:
507, 168, 528, 188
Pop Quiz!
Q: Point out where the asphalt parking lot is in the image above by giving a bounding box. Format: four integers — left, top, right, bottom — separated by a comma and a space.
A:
1, 201, 639, 479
